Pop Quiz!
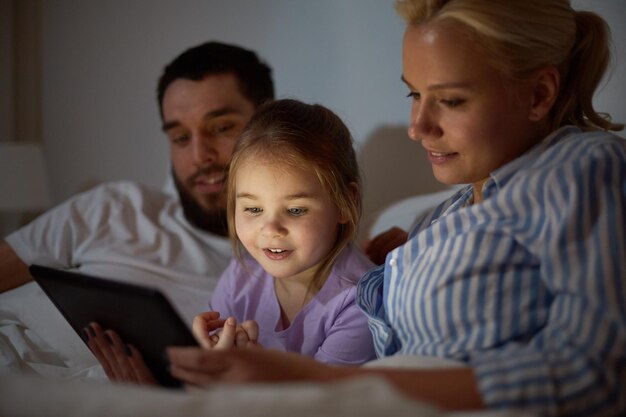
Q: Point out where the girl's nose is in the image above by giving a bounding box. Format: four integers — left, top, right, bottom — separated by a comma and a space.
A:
261, 218, 287, 238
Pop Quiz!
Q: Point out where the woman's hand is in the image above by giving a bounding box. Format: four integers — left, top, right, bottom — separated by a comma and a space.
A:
192, 311, 260, 350
84, 322, 157, 385
166, 347, 334, 386
166, 346, 484, 410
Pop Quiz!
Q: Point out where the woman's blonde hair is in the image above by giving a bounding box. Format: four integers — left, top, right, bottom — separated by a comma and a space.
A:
226, 99, 362, 293
395, 0, 623, 131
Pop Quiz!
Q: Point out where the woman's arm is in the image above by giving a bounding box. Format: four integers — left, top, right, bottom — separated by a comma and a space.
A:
166, 347, 484, 410
363, 227, 408, 265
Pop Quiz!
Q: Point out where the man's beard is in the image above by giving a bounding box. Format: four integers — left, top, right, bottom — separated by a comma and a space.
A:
172, 168, 228, 236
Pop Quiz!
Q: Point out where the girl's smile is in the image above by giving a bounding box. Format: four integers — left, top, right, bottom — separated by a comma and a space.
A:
263, 248, 292, 261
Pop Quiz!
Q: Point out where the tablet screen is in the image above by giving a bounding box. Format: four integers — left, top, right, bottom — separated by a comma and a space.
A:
29, 264, 199, 388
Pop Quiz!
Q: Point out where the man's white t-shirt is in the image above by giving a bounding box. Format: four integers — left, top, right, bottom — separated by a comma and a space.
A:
6, 180, 232, 322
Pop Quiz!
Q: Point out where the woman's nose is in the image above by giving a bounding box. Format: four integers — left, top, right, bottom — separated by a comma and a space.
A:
408, 102, 438, 141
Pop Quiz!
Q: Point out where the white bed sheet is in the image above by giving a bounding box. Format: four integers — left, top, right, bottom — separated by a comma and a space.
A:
0, 281, 534, 417
0, 370, 534, 417
0, 281, 104, 380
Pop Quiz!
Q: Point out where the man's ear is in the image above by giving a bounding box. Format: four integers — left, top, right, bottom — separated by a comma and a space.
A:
339, 182, 359, 224
528, 65, 560, 122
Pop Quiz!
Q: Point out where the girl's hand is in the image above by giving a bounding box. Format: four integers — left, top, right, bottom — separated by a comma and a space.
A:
193, 312, 261, 350
192, 311, 226, 348
84, 322, 157, 385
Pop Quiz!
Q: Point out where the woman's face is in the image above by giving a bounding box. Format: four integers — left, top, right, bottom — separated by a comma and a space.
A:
402, 23, 541, 187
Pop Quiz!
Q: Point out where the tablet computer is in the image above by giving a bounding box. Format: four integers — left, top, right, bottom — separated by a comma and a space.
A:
29, 264, 199, 388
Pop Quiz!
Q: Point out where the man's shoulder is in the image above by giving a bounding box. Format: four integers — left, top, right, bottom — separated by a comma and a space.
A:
66, 180, 172, 209
76, 180, 164, 198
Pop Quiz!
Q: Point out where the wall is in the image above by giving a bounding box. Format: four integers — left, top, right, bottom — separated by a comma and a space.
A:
33, 0, 626, 240
0, 0, 14, 142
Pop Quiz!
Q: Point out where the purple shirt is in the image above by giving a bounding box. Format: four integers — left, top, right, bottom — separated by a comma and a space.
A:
209, 245, 377, 365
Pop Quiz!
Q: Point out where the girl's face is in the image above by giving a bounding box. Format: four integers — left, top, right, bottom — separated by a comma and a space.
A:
402, 23, 542, 188
234, 158, 344, 284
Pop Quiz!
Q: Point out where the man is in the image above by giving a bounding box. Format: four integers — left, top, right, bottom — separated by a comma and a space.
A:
0, 41, 274, 321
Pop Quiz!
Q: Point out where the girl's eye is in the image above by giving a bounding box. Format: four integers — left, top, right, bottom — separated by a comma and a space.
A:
243, 207, 261, 214
406, 91, 420, 101
287, 207, 307, 216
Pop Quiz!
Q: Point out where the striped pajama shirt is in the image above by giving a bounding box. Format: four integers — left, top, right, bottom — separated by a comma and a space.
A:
357, 126, 626, 416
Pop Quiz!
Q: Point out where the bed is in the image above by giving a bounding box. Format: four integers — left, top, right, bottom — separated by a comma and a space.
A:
0, 188, 529, 417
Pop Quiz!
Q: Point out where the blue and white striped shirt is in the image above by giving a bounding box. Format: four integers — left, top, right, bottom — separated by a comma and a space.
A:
357, 126, 626, 416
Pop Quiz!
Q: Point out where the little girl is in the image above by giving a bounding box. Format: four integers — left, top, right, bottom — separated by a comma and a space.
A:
193, 99, 376, 365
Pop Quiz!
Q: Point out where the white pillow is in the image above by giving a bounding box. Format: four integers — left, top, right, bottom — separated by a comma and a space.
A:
368, 187, 461, 238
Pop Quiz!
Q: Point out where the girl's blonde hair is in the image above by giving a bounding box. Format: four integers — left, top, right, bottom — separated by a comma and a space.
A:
395, 0, 623, 131
226, 99, 362, 293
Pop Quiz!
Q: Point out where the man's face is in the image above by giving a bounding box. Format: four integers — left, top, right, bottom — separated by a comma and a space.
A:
161, 73, 256, 234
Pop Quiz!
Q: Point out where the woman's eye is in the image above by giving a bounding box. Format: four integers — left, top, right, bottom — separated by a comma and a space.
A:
441, 99, 464, 108
287, 207, 307, 216
406, 91, 420, 101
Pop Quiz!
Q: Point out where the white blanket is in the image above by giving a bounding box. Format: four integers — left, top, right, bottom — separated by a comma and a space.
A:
0, 282, 533, 417
0, 281, 105, 380
0, 370, 534, 417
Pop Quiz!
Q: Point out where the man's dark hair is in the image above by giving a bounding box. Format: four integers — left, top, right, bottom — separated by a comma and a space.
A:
156, 41, 274, 118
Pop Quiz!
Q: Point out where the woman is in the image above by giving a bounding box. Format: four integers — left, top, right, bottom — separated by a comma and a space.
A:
156, 1, 626, 415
